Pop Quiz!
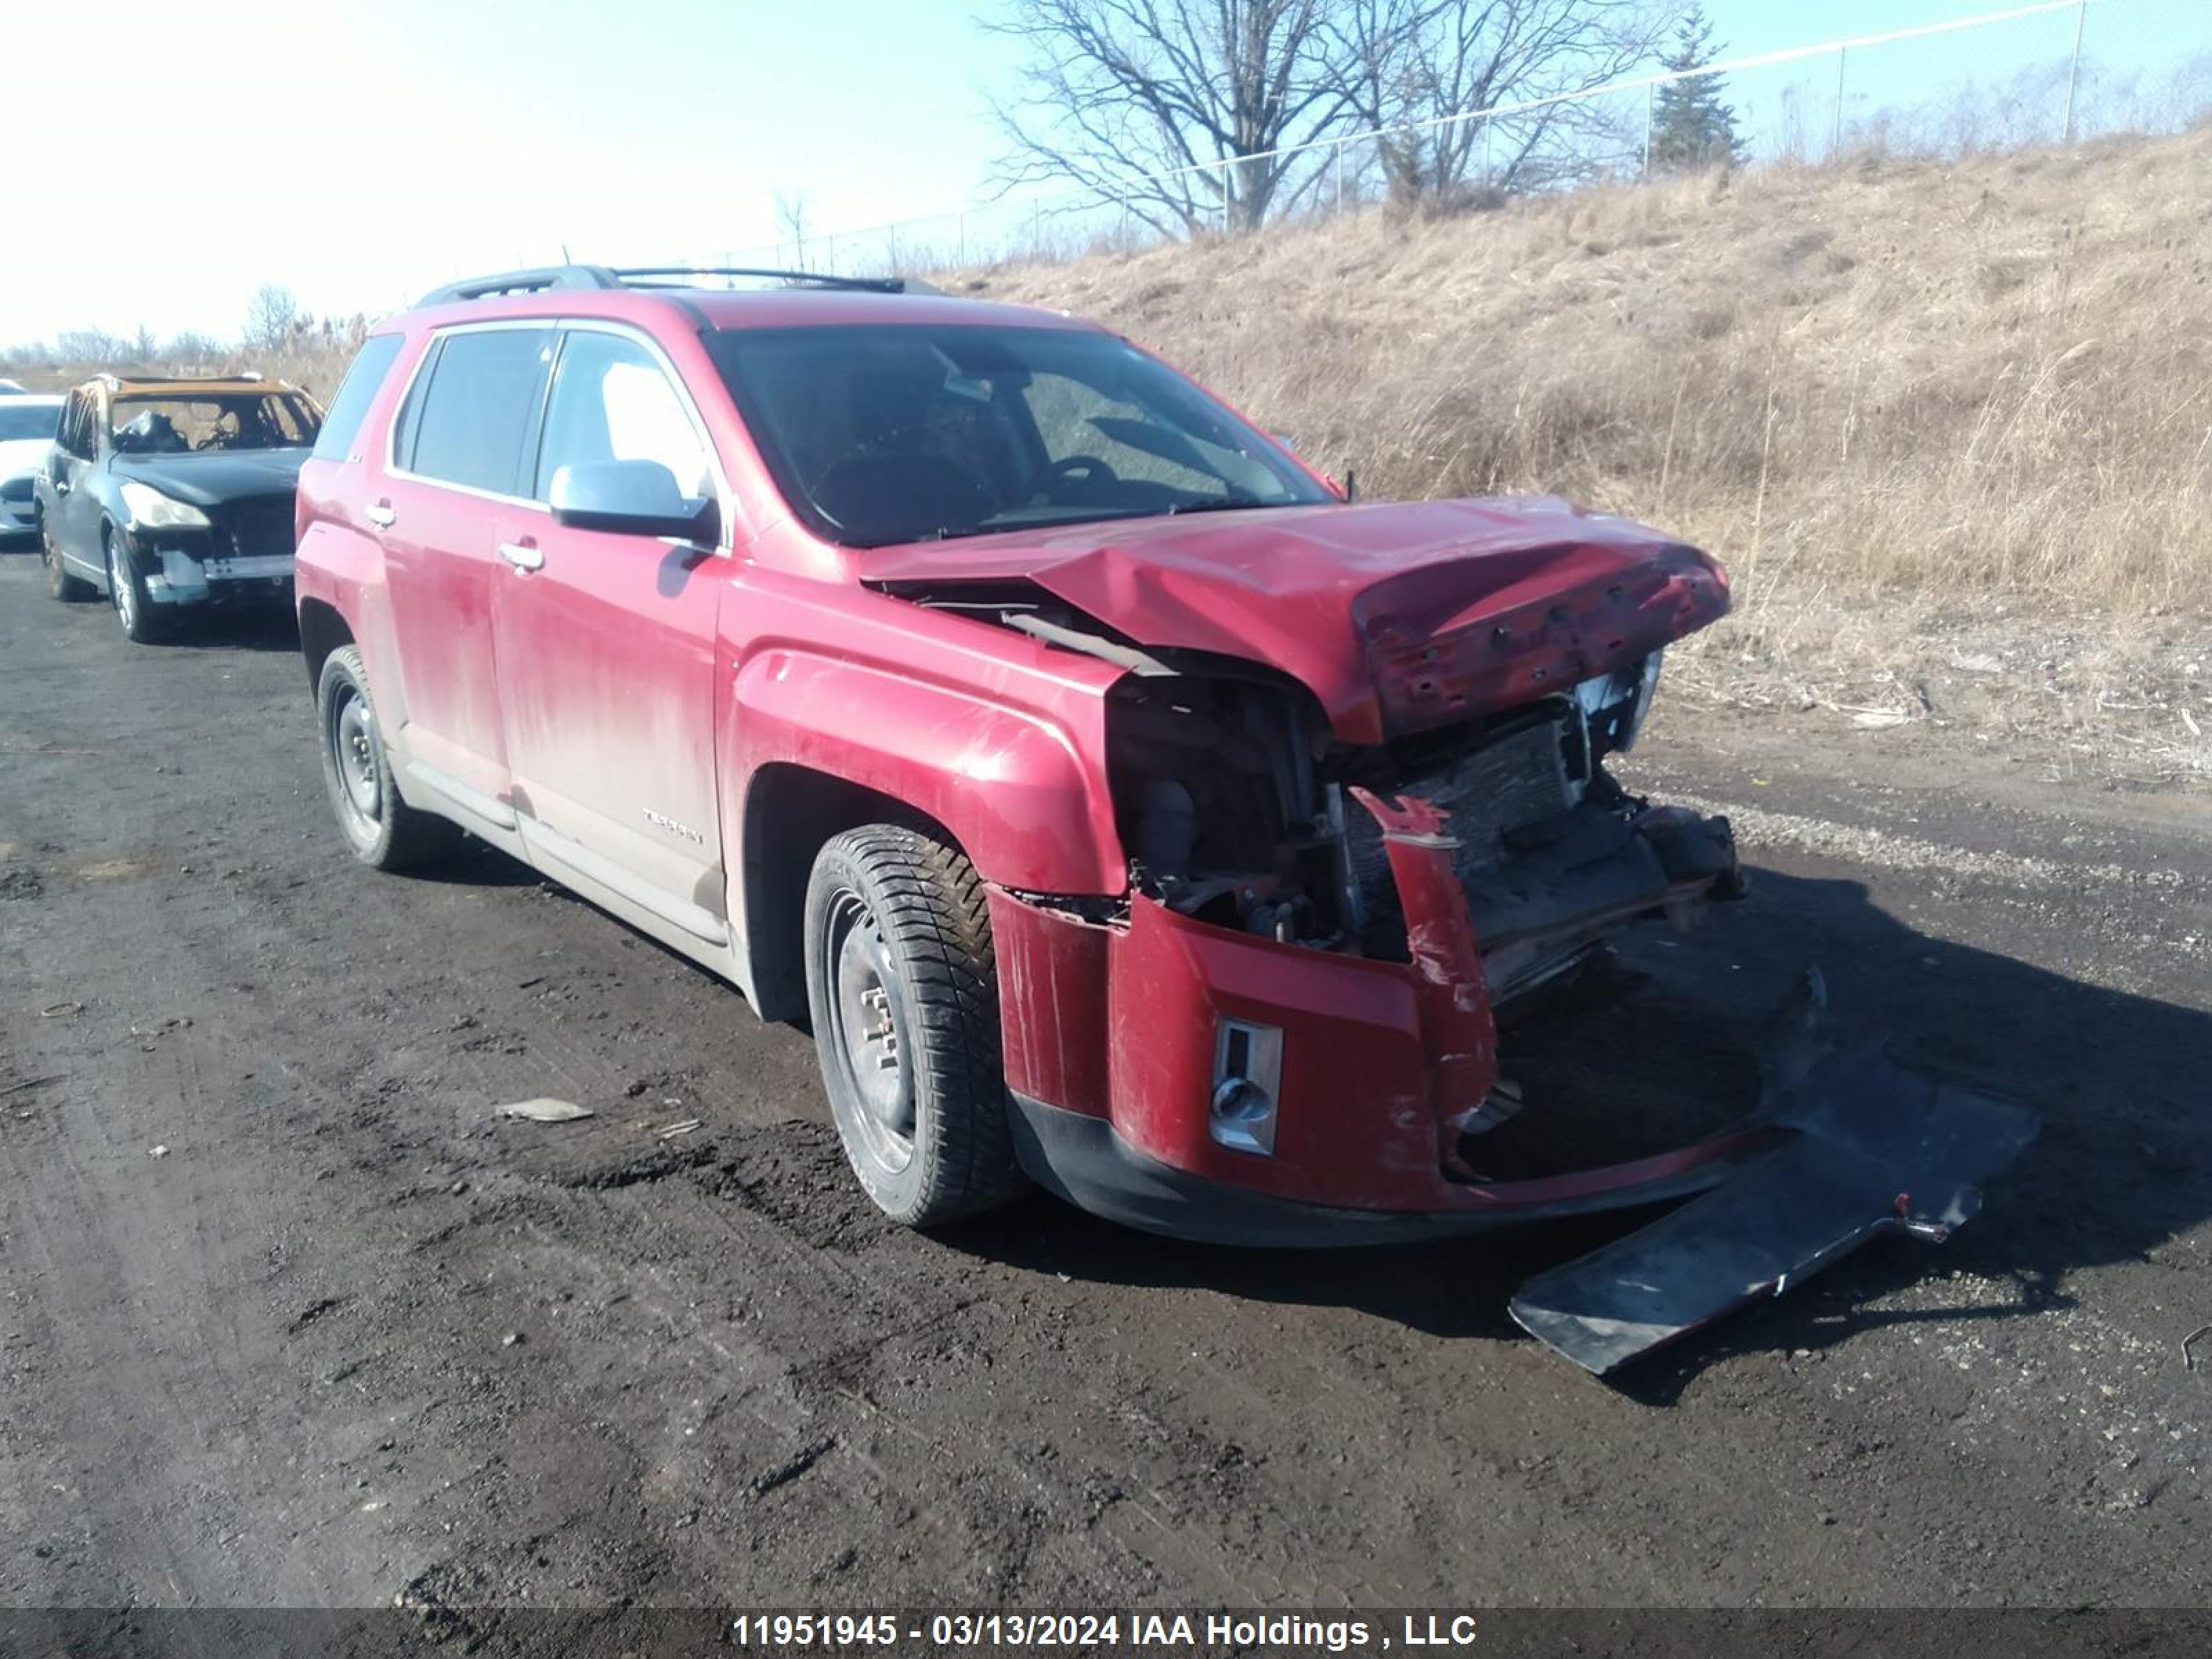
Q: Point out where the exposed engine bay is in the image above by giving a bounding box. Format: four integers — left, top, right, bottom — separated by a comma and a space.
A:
1103, 661, 1742, 1004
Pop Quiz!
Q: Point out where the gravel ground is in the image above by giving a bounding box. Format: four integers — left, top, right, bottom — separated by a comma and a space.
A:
1, 553, 2207, 1615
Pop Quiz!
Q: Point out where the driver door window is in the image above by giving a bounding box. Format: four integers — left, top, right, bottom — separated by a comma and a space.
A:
60, 395, 95, 459
533, 331, 713, 504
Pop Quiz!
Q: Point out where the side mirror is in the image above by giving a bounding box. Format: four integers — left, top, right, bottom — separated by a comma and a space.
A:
549, 459, 719, 543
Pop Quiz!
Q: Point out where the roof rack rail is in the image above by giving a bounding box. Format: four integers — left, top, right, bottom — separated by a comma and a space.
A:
417, 263, 935, 307
416, 265, 625, 306
611, 265, 916, 294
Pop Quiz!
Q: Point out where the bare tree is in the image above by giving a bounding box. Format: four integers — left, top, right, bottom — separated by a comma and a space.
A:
165, 331, 225, 368
1333, 0, 1670, 203
776, 189, 812, 269
983, 0, 1365, 234
55, 328, 131, 364
243, 283, 299, 352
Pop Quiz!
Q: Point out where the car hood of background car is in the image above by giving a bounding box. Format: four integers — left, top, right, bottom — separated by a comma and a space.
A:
112, 449, 310, 507
861, 496, 1732, 744
0, 438, 52, 481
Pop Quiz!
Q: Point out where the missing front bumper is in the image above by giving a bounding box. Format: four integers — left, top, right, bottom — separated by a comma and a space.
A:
1508, 1042, 2038, 1374
142, 545, 295, 604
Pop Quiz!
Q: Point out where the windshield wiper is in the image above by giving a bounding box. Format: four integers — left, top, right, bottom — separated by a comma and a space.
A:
1164, 496, 1267, 516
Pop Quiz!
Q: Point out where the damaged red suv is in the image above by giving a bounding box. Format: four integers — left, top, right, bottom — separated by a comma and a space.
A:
297, 267, 2029, 1371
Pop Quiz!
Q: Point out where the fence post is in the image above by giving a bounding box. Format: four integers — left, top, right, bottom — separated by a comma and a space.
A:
2063, 0, 2088, 142
1642, 82, 1654, 178
1833, 46, 1847, 159
1335, 137, 1345, 214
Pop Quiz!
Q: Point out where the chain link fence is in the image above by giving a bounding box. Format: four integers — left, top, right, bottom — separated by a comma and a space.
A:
684, 0, 2209, 280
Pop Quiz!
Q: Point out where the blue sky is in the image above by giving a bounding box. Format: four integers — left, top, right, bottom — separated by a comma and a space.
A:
0, 0, 2199, 344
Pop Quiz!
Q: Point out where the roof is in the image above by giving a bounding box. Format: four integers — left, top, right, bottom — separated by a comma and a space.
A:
87, 374, 308, 398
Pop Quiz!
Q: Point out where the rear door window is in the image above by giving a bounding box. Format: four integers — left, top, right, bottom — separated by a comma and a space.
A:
312, 333, 405, 463
532, 330, 714, 502
404, 327, 554, 495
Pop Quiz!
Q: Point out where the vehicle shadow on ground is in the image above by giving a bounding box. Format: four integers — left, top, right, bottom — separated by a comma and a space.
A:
153, 605, 303, 655
948, 863, 2212, 1394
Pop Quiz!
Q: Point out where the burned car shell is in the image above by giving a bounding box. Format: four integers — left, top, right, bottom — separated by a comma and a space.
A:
36, 375, 321, 622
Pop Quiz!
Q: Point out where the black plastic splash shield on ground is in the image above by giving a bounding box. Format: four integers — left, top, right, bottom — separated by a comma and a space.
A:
1508, 1045, 2039, 1374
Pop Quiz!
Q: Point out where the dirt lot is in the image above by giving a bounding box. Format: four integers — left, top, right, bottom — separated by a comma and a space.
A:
2, 552, 2208, 1613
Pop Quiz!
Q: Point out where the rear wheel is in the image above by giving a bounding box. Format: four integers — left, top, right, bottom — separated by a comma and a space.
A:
316, 644, 460, 870
41, 516, 92, 601
105, 524, 176, 643
804, 825, 1027, 1227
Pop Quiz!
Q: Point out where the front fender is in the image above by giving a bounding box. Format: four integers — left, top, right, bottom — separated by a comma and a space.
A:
732, 646, 1123, 895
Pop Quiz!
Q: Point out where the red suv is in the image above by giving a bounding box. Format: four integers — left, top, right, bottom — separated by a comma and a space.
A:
297, 265, 2027, 1371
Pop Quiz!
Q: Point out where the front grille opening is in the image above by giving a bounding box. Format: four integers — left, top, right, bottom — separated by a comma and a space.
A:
1340, 697, 1588, 959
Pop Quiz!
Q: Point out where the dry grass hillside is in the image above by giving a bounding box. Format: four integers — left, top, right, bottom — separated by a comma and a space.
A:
11, 131, 2204, 762
971, 127, 2212, 766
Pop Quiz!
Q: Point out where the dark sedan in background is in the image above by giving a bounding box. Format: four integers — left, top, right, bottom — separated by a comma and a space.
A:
37, 373, 324, 641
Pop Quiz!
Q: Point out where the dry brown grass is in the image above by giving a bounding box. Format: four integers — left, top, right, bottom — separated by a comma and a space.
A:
973, 129, 2212, 613
3, 326, 367, 403
963, 127, 2212, 767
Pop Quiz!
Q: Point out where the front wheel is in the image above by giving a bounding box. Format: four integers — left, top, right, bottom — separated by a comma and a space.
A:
316, 644, 460, 870
42, 516, 93, 601
804, 825, 1027, 1227
105, 525, 176, 643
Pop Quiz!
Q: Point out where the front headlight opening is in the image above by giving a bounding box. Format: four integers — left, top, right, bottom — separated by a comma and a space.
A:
119, 480, 212, 530
1575, 648, 1665, 757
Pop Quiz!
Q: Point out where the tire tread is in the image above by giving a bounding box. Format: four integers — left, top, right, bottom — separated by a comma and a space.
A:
318, 645, 460, 871
808, 825, 1026, 1226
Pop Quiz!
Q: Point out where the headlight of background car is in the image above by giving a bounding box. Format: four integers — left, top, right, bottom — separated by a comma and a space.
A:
119, 480, 212, 530
1573, 648, 1665, 757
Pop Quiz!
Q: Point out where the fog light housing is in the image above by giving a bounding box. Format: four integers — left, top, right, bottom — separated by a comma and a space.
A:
1209, 1018, 1282, 1156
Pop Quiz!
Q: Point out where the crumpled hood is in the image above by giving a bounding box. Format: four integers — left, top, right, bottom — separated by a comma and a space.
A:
863, 496, 1730, 744
113, 447, 309, 509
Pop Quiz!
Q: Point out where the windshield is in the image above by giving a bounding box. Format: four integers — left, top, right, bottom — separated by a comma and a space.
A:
706, 324, 1330, 547
109, 393, 321, 456
0, 402, 59, 442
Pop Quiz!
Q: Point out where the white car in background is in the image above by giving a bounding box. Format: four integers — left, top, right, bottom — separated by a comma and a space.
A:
0, 393, 62, 543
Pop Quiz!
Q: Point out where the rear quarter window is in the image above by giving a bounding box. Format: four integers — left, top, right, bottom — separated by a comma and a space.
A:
311, 334, 405, 463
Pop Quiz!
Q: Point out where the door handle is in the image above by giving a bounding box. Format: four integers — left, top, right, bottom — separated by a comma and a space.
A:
498, 541, 544, 572
365, 503, 396, 527
53, 479, 70, 496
